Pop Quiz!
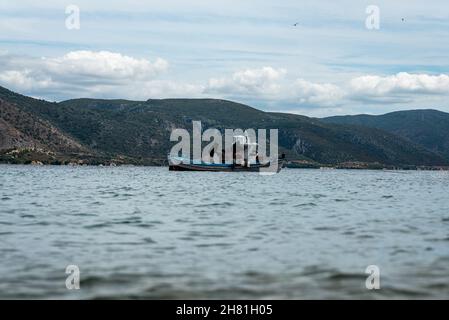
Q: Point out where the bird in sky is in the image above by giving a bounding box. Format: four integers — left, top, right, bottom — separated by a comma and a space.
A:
402, 18, 405, 22
293, 22, 299, 26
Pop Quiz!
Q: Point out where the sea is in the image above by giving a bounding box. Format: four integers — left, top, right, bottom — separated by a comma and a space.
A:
0, 165, 448, 299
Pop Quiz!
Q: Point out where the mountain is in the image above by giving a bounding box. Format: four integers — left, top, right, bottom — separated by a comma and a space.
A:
322, 109, 449, 159
0, 95, 93, 164
0, 85, 448, 167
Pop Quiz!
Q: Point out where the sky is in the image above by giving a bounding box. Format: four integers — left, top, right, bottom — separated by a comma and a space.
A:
0, 0, 449, 116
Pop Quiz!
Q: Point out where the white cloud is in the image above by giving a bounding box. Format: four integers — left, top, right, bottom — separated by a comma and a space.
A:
0, 69, 52, 91
350, 72, 449, 96
0, 55, 347, 107
204, 66, 346, 107
289, 79, 345, 107
206, 67, 286, 96
44, 51, 168, 81
0, 51, 201, 100
1, 50, 448, 115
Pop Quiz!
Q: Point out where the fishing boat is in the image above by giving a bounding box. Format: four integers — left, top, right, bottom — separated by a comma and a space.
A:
168, 155, 285, 172
168, 136, 285, 172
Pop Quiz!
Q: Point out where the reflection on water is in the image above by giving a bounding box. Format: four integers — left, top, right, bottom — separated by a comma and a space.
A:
0, 165, 448, 299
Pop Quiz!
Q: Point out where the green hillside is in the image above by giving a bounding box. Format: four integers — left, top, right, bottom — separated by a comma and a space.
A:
1, 85, 448, 167
322, 109, 449, 159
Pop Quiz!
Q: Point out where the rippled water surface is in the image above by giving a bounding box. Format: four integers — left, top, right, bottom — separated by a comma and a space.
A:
0, 165, 448, 299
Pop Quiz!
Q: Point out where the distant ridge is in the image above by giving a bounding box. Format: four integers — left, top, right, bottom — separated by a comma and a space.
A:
322, 109, 449, 159
1, 85, 448, 168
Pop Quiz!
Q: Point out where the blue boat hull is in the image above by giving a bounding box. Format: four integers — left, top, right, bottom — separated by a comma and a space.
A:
169, 158, 284, 173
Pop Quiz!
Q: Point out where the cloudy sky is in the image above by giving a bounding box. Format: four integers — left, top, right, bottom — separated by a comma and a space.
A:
0, 0, 449, 116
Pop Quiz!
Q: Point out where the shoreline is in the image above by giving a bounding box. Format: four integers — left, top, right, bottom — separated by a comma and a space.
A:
1, 161, 448, 171
2, 148, 449, 171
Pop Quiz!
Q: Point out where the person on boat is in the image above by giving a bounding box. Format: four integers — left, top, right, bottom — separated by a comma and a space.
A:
209, 147, 222, 163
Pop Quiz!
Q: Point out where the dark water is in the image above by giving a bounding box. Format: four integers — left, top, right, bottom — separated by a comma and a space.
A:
0, 165, 448, 299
